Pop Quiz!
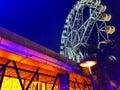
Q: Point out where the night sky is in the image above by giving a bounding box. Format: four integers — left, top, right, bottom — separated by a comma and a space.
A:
0, 0, 120, 86
0, 0, 120, 53
0, 0, 77, 52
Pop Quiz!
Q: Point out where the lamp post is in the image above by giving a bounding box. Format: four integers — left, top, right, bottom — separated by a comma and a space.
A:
80, 59, 97, 90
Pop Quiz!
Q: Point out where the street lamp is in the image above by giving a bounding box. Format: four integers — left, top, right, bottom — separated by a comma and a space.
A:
80, 59, 97, 90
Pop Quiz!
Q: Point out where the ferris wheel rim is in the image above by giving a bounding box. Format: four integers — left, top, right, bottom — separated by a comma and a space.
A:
60, 0, 114, 63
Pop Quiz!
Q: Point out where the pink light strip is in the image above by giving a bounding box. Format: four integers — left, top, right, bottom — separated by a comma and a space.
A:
0, 37, 75, 72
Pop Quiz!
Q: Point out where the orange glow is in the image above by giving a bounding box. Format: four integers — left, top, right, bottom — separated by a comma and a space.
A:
46, 84, 58, 90
80, 60, 97, 67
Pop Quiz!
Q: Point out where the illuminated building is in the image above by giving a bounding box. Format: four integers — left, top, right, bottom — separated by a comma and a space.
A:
0, 27, 92, 90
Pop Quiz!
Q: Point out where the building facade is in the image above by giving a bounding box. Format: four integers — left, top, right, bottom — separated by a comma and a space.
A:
0, 27, 92, 90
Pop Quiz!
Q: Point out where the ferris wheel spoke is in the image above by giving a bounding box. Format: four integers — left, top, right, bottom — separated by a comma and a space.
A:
95, 22, 100, 45
99, 31, 107, 40
72, 9, 84, 29
99, 22, 106, 30
73, 42, 81, 49
72, 10, 79, 29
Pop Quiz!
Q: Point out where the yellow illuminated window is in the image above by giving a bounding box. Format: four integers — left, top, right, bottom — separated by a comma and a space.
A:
42, 83, 46, 90
1, 76, 24, 90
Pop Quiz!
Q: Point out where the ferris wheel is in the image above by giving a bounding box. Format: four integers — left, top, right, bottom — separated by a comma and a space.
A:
60, 0, 115, 63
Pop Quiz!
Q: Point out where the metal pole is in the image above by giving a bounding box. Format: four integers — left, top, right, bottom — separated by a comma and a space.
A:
88, 66, 96, 90
52, 73, 59, 90
83, 81, 90, 90
13, 61, 24, 90
35, 74, 39, 90
0, 60, 11, 72
75, 78, 81, 90
26, 67, 40, 90
0, 65, 6, 88
0, 60, 11, 88
74, 82, 76, 90
89, 74, 96, 90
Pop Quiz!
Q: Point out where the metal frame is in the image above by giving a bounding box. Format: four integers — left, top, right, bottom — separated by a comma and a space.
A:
73, 78, 91, 90
13, 61, 24, 90
26, 67, 40, 90
84, 80, 90, 90
0, 60, 41, 90
74, 82, 76, 90
0, 64, 55, 78
0, 60, 54, 90
0, 60, 91, 90
0, 60, 11, 88
52, 73, 59, 90
75, 78, 81, 90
